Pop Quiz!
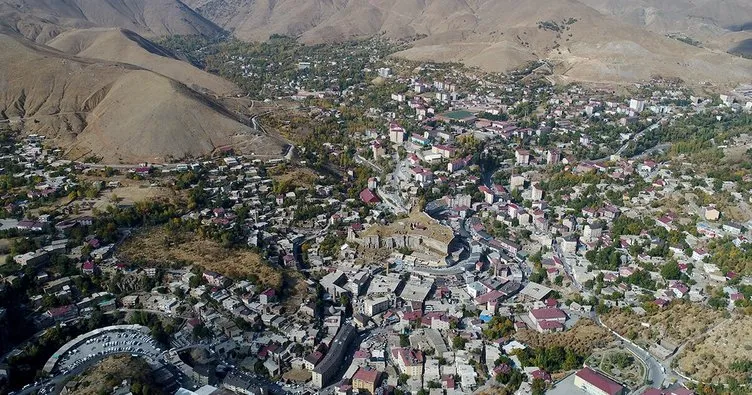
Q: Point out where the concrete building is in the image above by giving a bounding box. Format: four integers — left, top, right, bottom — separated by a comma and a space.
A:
312, 325, 357, 388
392, 348, 424, 378
583, 223, 603, 243
528, 308, 566, 333
364, 296, 390, 316
351, 366, 382, 394
531, 183, 544, 201
629, 99, 645, 113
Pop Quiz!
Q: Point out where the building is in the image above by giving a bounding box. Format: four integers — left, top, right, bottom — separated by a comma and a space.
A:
583, 223, 603, 243
546, 149, 560, 165
629, 99, 645, 113
389, 124, 406, 144
222, 373, 266, 394
360, 188, 381, 205
531, 183, 544, 201
529, 308, 567, 333
561, 234, 578, 253
312, 325, 357, 388
364, 297, 390, 316
703, 206, 720, 221
14, 250, 49, 267
515, 149, 530, 165
351, 367, 382, 394
574, 367, 626, 395
392, 348, 424, 377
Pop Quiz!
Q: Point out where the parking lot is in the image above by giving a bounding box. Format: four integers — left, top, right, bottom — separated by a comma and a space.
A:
51, 328, 163, 375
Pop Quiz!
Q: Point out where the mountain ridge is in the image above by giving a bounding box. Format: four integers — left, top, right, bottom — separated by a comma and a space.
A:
183, 0, 752, 86
0, 29, 279, 164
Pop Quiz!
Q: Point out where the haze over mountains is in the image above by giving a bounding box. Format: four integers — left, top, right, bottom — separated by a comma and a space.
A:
0, 0, 750, 163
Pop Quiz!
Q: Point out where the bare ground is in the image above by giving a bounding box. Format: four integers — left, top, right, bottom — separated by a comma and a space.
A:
118, 227, 283, 290
602, 302, 724, 346
676, 316, 752, 384
513, 319, 613, 355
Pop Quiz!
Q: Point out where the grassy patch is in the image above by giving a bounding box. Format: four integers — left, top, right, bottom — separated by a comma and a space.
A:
119, 227, 282, 290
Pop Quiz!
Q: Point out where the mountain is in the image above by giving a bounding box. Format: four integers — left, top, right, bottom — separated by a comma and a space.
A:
578, 0, 752, 55
0, 0, 222, 43
46, 28, 240, 96
0, 29, 279, 163
184, 0, 752, 85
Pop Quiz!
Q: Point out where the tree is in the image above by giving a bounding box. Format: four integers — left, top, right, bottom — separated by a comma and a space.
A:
452, 336, 467, 350
531, 378, 547, 395
661, 261, 681, 280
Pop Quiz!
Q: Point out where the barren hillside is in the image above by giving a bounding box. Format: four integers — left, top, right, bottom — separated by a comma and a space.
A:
46, 28, 240, 96
0, 0, 221, 43
579, 0, 752, 54
184, 0, 752, 86
0, 30, 281, 163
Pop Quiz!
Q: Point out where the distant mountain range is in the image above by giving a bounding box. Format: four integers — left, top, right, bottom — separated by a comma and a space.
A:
0, 0, 750, 163
180, 0, 752, 85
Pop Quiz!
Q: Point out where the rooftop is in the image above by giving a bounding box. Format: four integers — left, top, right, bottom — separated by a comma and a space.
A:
575, 367, 625, 395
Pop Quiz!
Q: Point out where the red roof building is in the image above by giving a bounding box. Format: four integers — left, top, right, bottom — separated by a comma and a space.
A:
352, 366, 382, 394
359, 188, 381, 204
574, 367, 625, 395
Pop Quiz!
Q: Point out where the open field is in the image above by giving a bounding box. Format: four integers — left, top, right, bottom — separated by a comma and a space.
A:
514, 319, 613, 355
602, 302, 724, 346
269, 165, 319, 193
676, 316, 752, 384
118, 227, 283, 290
282, 368, 311, 383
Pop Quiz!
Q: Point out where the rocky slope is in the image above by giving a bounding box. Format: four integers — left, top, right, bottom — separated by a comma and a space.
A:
46, 27, 239, 96
0, 29, 274, 163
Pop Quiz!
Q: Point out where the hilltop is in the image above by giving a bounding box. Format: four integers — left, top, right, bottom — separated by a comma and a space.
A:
46, 28, 240, 96
0, 30, 282, 163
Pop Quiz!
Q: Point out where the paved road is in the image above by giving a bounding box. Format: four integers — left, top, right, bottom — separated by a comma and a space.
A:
595, 316, 667, 389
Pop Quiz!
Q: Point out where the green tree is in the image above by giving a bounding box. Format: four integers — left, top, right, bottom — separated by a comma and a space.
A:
661, 261, 681, 280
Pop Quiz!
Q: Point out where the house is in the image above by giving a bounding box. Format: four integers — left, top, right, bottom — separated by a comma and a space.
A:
360, 188, 381, 204
561, 234, 578, 254
479, 186, 494, 204
203, 271, 226, 287
574, 367, 626, 395
304, 351, 324, 370
81, 261, 96, 275
723, 222, 743, 236
531, 183, 544, 201
351, 367, 382, 394
528, 308, 566, 333
46, 304, 78, 322
259, 289, 277, 304
583, 223, 603, 243
392, 348, 424, 377
515, 149, 530, 165
546, 149, 560, 165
